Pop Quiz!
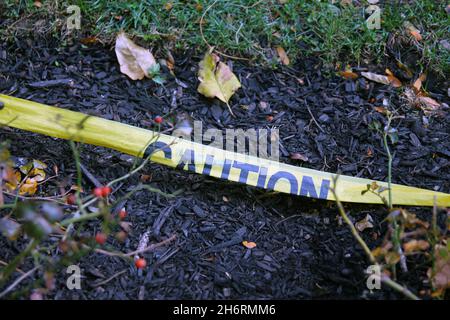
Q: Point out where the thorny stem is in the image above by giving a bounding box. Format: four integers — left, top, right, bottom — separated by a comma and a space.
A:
330, 177, 419, 300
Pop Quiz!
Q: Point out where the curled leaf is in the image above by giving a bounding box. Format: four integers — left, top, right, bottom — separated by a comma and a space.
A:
355, 214, 374, 232
385, 69, 402, 88
115, 32, 157, 80
242, 240, 256, 249
413, 74, 426, 93
20, 178, 38, 196
276, 46, 290, 65
197, 51, 241, 116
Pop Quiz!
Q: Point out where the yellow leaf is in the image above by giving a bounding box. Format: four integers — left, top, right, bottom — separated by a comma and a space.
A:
275, 46, 290, 65
115, 32, 157, 80
19, 178, 38, 196
242, 241, 256, 249
164, 2, 173, 10
197, 51, 241, 116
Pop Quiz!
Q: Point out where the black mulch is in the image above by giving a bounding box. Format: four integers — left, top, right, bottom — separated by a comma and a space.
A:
0, 35, 449, 300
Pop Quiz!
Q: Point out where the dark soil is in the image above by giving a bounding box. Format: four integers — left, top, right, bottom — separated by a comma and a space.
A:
0, 33, 449, 300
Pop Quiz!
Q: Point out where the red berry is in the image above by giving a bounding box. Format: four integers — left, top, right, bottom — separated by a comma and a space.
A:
93, 187, 103, 198
135, 258, 147, 269
118, 209, 127, 220
95, 232, 107, 245
66, 194, 76, 205
101, 186, 112, 197
154, 116, 163, 124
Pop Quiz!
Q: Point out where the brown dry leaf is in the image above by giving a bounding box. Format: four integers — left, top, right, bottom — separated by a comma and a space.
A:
403, 239, 430, 253
5, 170, 21, 192
34, 1, 42, 8
413, 74, 426, 93
361, 72, 390, 86
275, 46, 290, 65
385, 251, 401, 265
385, 69, 402, 88
428, 245, 450, 290
418, 96, 441, 112
19, 178, 38, 196
355, 214, 374, 232
339, 70, 358, 80
115, 32, 157, 80
197, 50, 241, 116
404, 21, 422, 41
374, 106, 387, 114
404, 88, 442, 115
80, 36, 99, 45
242, 241, 256, 249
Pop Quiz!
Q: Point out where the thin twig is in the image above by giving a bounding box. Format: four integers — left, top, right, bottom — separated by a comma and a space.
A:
0, 266, 38, 299
92, 269, 127, 288
94, 234, 177, 258
304, 100, 325, 133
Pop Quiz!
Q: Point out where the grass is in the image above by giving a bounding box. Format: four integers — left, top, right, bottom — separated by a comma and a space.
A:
2, 0, 449, 75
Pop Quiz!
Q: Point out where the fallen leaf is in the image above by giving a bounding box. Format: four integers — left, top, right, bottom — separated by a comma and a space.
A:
418, 96, 441, 112
361, 72, 390, 86
355, 214, 374, 232
374, 106, 387, 114
403, 239, 430, 253
385, 69, 402, 88
396, 60, 413, 78
20, 178, 38, 195
115, 32, 157, 80
34, 1, 42, 8
404, 21, 422, 41
197, 50, 241, 116
413, 74, 426, 93
428, 245, 450, 290
339, 70, 358, 80
276, 46, 290, 65
242, 241, 256, 249
80, 36, 99, 45
290, 152, 309, 162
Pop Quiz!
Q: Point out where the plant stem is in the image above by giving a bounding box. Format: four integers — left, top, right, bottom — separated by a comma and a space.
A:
0, 238, 38, 286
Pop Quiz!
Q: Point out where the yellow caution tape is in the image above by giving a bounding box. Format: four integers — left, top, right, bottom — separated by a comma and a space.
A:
0, 94, 449, 207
